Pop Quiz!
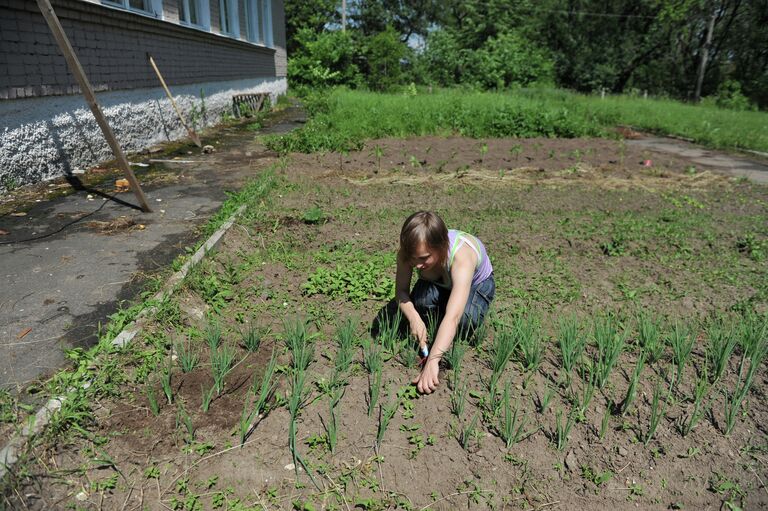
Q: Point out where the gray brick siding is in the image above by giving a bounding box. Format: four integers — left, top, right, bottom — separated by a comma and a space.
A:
0, 0, 286, 99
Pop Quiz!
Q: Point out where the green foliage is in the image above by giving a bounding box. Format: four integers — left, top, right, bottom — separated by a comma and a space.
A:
706, 80, 757, 112
499, 380, 535, 448
467, 32, 554, 90
288, 29, 362, 89
644, 379, 670, 446
591, 315, 627, 389
558, 313, 586, 388
266, 88, 768, 156
301, 205, 326, 225
303, 259, 395, 303
362, 26, 408, 91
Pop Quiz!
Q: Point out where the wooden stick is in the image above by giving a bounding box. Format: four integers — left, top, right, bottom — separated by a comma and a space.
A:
35, 0, 152, 213
147, 54, 202, 148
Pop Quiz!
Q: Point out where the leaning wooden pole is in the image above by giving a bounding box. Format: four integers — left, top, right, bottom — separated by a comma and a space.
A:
36, 0, 152, 212
147, 54, 202, 147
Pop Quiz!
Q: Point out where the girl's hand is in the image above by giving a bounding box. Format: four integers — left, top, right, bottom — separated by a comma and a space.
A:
410, 318, 428, 346
412, 357, 440, 394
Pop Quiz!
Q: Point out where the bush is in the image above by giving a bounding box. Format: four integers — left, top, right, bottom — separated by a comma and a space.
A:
710, 80, 756, 111
417, 29, 554, 90
288, 29, 363, 89
469, 32, 554, 89
361, 26, 408, 91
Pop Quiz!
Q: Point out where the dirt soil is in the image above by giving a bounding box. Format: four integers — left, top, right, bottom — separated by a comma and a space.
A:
3, 134, 768, 511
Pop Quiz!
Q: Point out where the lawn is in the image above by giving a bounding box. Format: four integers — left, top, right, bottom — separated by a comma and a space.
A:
2, 93, 768, 510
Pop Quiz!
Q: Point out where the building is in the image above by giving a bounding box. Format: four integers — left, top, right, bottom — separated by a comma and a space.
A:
0, 0, 287, 192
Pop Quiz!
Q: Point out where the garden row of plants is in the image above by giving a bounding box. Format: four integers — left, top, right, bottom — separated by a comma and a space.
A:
263, 88, 768, 155
144, 305, 766, 490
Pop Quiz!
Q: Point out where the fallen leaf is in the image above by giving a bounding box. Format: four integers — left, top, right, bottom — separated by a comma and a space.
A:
10, 212, 27, 217
0, 229, 8, 235
17, 327, 32, 339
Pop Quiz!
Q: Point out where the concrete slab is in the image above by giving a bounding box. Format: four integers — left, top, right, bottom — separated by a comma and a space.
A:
627, 137, 768, 184
0, 106, 305, 389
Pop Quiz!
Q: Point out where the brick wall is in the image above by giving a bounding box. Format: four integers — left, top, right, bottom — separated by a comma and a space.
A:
0, 0, 286, 100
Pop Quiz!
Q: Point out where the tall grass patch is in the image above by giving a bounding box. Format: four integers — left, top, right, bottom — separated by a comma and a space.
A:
265, 88, 768, 154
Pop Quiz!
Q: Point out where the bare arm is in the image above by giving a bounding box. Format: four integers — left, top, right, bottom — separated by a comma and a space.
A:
413, 245, 477, 393
429, 252, 474, 360
395, 256, 427, 344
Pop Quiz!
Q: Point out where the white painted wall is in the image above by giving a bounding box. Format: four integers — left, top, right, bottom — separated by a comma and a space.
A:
0, 76, 287, 193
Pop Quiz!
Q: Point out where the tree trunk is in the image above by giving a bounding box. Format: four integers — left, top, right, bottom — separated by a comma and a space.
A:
694, 12, 717, 102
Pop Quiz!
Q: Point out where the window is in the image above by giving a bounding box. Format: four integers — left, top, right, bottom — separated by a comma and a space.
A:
179, 0, 209, 28
102, 0, 161, 17
219, 0, 239, 37
245, 0, 272, 46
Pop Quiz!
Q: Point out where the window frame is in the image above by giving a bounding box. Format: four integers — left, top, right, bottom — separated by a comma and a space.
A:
244, 0, 272, 47
101, 0, 161, 17
178, 0, 210, 30
218, 0, 240, 37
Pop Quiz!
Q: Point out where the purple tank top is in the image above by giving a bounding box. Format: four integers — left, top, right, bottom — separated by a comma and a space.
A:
446, 229, 493, 287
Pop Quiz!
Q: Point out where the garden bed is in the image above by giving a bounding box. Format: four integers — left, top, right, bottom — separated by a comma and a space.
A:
4, 135, 767, 510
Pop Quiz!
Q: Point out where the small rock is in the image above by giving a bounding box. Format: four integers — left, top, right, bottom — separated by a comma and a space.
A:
203, 145, 215, 154
618, 446, 628, 457
565, 450, 578, 472
284, 463, 295, 470
72, 168, 85, 175
75, 490, 88, 501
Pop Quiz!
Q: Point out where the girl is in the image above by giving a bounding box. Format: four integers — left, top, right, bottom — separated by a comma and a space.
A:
395, 211, 495, 394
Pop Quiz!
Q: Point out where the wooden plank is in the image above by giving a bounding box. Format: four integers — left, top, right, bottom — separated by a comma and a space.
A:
35, 0, 152, 213
147, 54, 202, 148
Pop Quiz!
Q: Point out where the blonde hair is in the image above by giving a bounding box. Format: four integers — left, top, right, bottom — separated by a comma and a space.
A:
398, 211, 449, 269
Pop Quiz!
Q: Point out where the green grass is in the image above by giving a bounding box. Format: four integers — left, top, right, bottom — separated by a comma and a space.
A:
265, 88, 768, 154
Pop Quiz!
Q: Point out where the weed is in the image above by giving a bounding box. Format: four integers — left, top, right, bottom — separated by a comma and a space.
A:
303, 258, 395, 303
706, 314, 738, 383
554, 408, 575, 451
619, 353, 646, 416
334, 316, 358, 377
241, 324, 266, 352
678, 365, 710, 437
458, 413, 481, 450
722, 343, 764, 435
324, 386, 344, 453
581, 465, 613, 487
240, 349, 278, 445
444, 338, 468, 374
576, 363, 598, 419
592, 315, 627, 389
599, 405, 611, 439
210, 344, 236, 395
558, 313, 586, 388
200, 384, 215, 412
515, 313, 545, 380
370, 144, 384, 173
146, 385, 160, 416
375, 307, 403, 354
499, 380, 535, 448
205, 320, 222, 352
668, 320, 694, 387
175, 401, 194, 442
536, 385, 554, 414
376, 398, 399, 447
637, 311, 665, 363
644, 379, 670, 446
450, 373, 469, 418
362, 336, 383, 416
160, 364, 173, 404
488, 325, 519, 401
284, 318, 316, 372
301, 205, 326, 224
